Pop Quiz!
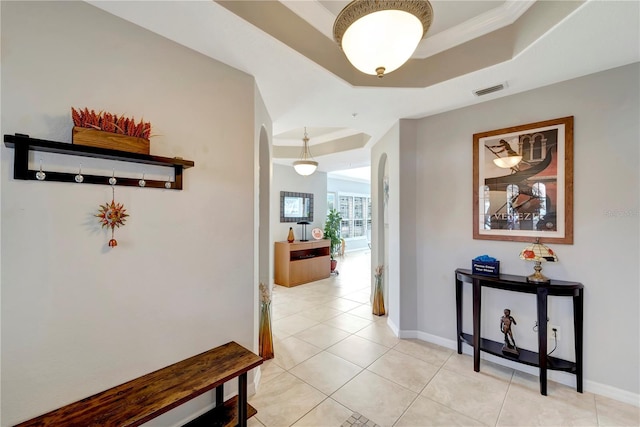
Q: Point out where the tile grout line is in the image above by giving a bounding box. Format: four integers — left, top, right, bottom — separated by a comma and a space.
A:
279, 318, 373, 426
264, 253, 414, 426
289, 313, 394, 424
389, 347, 453, 426
494, 369, 516, 427
271, 287, 378, 425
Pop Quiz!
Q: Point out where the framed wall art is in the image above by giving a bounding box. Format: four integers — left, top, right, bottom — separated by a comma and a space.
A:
473, 116, 574, 244
280, 191, 313, 223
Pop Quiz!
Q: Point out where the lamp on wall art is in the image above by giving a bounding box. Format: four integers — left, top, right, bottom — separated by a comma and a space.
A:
293, 127, 318, 176
333, 0, 433, 78
493, 155, 523, 168
519, 238, 558, 283
491, 139, 522, 168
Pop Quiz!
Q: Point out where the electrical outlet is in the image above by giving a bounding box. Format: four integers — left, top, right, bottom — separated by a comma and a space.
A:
549, 325, 560, 341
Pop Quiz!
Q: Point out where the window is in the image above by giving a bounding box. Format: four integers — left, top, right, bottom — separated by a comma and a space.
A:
338, 193, 371, 239
327, 192, 336, 213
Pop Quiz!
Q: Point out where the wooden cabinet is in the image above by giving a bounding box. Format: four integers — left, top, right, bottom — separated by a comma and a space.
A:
274, 240, 330, 287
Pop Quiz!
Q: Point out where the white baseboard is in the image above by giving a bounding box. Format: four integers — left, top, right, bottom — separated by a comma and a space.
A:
386, 318, 399, 336
398, 328, 640, 408
398, 330, 457, 350
253, 368, 262, 393
585, 380, 640, 407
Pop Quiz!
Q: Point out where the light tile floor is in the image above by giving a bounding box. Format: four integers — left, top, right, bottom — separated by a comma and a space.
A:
250, 251, 639, 427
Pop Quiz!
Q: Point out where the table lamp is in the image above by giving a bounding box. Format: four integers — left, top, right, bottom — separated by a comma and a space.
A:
297, 221, 310, 242
519, 238, 558, 283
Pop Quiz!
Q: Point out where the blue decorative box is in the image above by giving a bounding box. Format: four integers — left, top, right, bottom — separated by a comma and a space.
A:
472, 256, 500, 277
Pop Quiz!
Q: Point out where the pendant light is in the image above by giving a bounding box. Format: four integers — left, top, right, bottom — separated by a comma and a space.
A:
293, 128, 318, 176
333, 0, 434, 78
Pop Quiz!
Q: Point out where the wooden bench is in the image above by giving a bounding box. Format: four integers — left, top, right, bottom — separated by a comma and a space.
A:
15, 341, 263, 427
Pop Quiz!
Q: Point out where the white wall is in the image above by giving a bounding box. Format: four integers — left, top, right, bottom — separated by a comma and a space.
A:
371, 124, 401, 332
271, 164, 327, 251
398, 120, 419, 331
254, 87, 273, 352
1, 2, 261, 425
327, 177, 370, 195
404, 63, 638, 401
327, 177, 371, 252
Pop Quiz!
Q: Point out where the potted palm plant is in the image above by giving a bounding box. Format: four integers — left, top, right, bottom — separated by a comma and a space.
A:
324, 208, 342, 273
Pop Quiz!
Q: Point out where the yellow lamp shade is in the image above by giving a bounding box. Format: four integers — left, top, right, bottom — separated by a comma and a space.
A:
520, 240, 558, 262
520, 239, 558, 283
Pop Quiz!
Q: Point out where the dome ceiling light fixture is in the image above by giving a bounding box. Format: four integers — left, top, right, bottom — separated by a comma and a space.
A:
333, 0, 434, 78
293, 127, 318, 176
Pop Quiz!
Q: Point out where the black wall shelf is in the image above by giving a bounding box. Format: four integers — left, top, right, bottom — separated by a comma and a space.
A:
4, 133, 194, 190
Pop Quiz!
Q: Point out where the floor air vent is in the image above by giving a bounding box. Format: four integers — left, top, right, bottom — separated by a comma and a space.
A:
473, 83, 506, 97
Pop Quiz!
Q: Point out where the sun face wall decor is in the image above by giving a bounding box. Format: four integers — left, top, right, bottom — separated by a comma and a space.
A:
96, 186, 129, 247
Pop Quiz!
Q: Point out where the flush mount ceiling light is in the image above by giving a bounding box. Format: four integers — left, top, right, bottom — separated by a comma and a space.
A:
293, 128, 318, 176
333, 0, 433, 78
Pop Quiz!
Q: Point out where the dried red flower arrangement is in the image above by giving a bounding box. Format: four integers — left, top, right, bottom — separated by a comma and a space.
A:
72, 107, 151, 140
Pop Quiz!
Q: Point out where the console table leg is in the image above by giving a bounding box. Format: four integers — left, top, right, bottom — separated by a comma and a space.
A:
574, 289, 584, 393
472, 279, 481, 372
537, 288, 549, 395
456, 277, 463, 354
238, 372, 248, 427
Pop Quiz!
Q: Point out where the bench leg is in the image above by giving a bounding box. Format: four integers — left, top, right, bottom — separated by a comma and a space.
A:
238, 373, 247, 427
216, 384, 224, 406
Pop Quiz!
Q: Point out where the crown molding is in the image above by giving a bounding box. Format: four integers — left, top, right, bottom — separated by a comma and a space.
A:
414, 0, 535, 58
279, 0, 336, 39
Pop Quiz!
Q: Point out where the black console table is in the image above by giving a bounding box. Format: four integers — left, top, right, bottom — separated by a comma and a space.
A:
455, 268, 583, 395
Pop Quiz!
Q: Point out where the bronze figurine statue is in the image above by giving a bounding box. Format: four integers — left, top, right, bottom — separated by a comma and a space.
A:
501, 308, 519, 356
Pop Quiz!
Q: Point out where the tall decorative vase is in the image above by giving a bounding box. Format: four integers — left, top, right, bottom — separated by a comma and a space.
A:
287, 227, 295, 243
259, 301, 274, 359
259, 282, 275, 360
372, 273, 386, 316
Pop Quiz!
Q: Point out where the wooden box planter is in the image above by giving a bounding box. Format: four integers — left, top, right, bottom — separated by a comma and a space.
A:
72, 126, 150, 155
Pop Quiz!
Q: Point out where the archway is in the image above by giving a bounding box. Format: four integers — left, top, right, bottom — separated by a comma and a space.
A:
258, 126, 271, 289
376, 153, 389, 311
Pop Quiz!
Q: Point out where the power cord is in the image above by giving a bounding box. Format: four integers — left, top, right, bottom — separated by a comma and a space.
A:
548, 328, 558, 356
533, 318, 550, 332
